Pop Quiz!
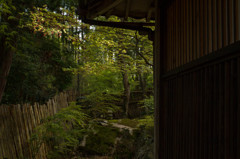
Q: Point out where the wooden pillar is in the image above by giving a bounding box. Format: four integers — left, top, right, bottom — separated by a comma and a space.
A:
154, 0, 166, 158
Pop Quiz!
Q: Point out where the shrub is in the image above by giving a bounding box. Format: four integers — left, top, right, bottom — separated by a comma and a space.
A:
30, 103, 88, 159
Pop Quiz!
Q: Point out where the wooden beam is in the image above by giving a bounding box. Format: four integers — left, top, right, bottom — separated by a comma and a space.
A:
161, 41, 240, 79
124, 0, 131, 20
154, 0, 166, 158
105, 9, 114, 18
147, 7, 155, 22
82, 19, 155, 26
90, 0, 124, 18
87, 1, 102, 11
83, 19, 155, 40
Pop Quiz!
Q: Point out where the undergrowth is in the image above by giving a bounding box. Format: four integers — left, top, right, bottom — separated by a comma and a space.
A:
29, 94, 154, 159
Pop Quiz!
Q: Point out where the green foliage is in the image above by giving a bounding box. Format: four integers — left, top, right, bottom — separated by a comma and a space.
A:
77, 16, 153, 97
79, 62, 123, 94
80, 91, 122, 119
0, 1, 155, 158
24, 5, 81, 44
133, 125, 154, 159
110, 116, 154, 159
113, 129, 136, 159
2, 32, 76, 104
0, 0, 16, 15
138, 115, 154, 128
1, 0, 81, 104
82, 123, 120, 156
30, 103, 88, 159
30, 106, 154, 159
0, 0, 18, 50
131, 116, 154, 159
140, 96, 154, 115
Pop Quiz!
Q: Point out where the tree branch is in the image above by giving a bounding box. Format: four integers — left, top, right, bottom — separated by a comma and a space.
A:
137, 51, 153, 67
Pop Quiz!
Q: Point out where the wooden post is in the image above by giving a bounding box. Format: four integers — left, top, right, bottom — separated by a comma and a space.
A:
154, 0, 166, 158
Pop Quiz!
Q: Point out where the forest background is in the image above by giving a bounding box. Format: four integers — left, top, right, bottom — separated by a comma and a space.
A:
0, 0, 154, 158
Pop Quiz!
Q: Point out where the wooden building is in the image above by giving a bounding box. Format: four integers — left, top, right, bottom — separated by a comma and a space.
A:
78, 0, 240, 158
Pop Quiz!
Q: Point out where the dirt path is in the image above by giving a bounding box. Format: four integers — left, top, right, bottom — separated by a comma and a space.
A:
110, 122, 135, 135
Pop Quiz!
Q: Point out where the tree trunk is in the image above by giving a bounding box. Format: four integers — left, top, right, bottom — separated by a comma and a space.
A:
118, 49, 131, 117
0, 48, 14, 103
122, 72, 130, 117
139, 72, 145, 95
118, 26, 131, 117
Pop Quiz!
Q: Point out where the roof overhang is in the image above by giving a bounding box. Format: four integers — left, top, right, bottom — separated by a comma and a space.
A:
78, 0, 155, 21
77, 0, 155, 40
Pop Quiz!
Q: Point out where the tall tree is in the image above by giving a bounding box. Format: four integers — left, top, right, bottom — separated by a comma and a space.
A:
0, 0, 79, 103
77, 16, 153, 116
0, 0, 18, 102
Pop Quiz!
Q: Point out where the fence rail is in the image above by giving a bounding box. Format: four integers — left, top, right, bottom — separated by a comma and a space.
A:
0, 91, 76, 159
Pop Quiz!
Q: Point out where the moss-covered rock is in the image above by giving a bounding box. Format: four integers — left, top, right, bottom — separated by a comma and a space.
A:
80, 123, 120, 156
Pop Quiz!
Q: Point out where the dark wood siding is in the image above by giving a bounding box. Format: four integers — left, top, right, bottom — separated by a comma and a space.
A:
161, 52, 240, 158
163, 0, 240, 72
156, 0, 240, 158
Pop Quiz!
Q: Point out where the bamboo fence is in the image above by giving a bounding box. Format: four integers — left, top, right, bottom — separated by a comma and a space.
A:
0, 91, 76, 159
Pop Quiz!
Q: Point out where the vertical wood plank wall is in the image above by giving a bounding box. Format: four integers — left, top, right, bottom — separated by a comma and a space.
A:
164, 0, 240, 72
0, 91, 76, 159
159, 0, 240, 158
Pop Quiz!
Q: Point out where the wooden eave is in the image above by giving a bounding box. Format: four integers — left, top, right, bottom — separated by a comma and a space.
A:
78, 0, 155, 21
77, 0, 155, 40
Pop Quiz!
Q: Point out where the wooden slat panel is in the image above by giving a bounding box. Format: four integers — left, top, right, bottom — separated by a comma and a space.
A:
222, 0, 229, 47
171, 80, 174, 159
186, 73, 191, 158
197, 70, 201, 158
235, 0, 240, 41
170, 5, 173, 70
170, 3, 173, 70
193, 71, 198, 158
186, 0, 190, 63
173, 1, 176, 69
202, 68, 206, 158
179, 76, 183, 158
224, 61, 230, 159
196, 0, 200, 58
161, 0, 240, 158
209, 66, 214, 159
163, 0, 240, 72
167, 10, 170, 71
180, 0, 184, 66
217, 0, 223, 49
219, 63, 225, 159
193, 0, 197, 60
237, 58, 240, 159
213, 64, 219, 159
175, 0, 179, 68
200, 0, 204, 57
189, 0, 193, 61
176, 0, 179, 68
204, 0, 208, 55
212, 0, 217, 51
230, 59, 237, 158
208, 0, 213, 53
189, 73, 194, 159
184, 75, 188, 158
228, 0, 234, 44
168, 8, 170, 71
